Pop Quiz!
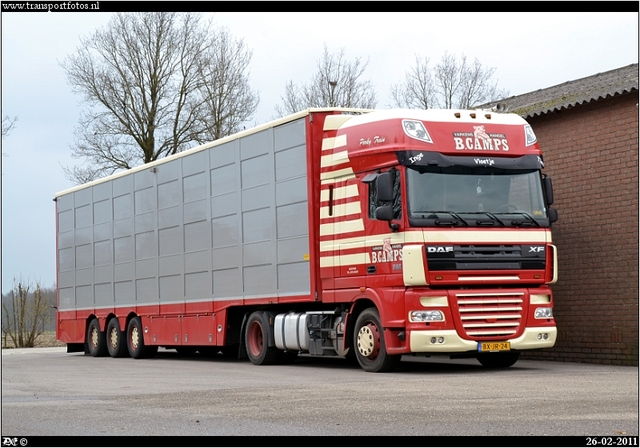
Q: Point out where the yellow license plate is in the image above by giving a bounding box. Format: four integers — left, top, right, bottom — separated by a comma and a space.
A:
478, 342, 511, 352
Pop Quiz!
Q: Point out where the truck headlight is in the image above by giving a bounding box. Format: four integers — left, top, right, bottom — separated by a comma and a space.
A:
409, 310, 444, 322
534, 307, 553, 319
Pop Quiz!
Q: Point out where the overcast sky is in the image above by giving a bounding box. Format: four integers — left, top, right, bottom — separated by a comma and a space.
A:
1, 8, 638, 294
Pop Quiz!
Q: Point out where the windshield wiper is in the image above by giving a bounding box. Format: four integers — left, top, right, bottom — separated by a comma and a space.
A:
445, 212, 469, 226
455, 212, 504, 227
509, 212, 540, 227
413, 211, 469, 226
491, 211, 541, 227
483, 212, 506, 226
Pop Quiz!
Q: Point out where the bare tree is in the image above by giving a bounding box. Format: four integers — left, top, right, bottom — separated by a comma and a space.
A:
61, 12, 259, 184
453, 56, 509, 109
389, 55, 437, 110
390, 52, 508, 110
197, 29, 259, 140
2, 278, 50, 348
275, 45, 377, 117
2, 115, 17, 138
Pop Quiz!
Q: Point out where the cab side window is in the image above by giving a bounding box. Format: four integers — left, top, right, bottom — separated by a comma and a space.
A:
367, 169, 401, 219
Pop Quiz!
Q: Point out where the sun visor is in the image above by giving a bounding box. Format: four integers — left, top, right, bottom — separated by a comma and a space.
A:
397, 151, 544, 170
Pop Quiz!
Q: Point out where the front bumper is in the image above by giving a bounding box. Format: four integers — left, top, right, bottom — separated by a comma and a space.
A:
409, 326, 557, 353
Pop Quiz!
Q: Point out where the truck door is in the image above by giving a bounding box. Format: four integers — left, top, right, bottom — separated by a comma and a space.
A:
362, 169, 405, 288
331, 176, 367, 290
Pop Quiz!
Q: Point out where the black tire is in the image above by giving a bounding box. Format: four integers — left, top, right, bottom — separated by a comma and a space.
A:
343, 347, 360, 366
477, 352, 520, 368
86, 318, 107, 357
106, 317, 128, 358
353, 308, 401, 373
245, 311, 280, 365
127, 317, 158, 359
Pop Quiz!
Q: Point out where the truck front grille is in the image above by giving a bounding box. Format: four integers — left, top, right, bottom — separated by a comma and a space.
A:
454, 292, 524, 339
427, 244, 546, 271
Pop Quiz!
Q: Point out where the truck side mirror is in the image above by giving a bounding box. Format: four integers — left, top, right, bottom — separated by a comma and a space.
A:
363, 170, 399, 232
375, 205, 393, 221
543, 176, 554, 206
548, 207, 558, 223
376, 171, 394, 203
375, 205, 399, 232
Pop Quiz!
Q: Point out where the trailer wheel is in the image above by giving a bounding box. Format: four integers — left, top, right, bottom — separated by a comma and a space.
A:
245, 311, 280, 365
127, 317, 158, 359
353, 308, 401, 373
477, 352, 520, 368
87, 318, 107, 357
106, 317, 128, 358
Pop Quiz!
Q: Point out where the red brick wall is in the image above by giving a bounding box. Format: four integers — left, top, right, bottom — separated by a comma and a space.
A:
522, 93, 639, 365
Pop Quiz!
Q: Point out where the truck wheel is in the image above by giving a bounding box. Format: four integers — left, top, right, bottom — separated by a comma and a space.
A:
477, 352, 520, 368
86, 318, 107, 357
353, 308, 401, 373
245, 311, 280, 365
127, 317, 158, 359
106, 317, 128, 358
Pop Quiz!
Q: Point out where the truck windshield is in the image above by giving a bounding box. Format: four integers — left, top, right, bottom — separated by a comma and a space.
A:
406, 167, 549, 227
